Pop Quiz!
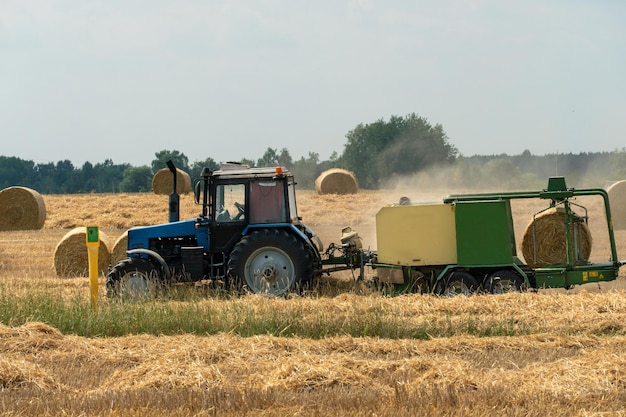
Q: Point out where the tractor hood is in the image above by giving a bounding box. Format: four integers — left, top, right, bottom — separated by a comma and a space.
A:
127, 219, 197, 249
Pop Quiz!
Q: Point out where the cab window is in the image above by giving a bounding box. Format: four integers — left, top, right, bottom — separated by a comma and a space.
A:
250, 180, 286, 223
215, 184, 246, 222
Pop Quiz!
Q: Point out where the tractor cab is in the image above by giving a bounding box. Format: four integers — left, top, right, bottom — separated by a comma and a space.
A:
195, 164, 299, 255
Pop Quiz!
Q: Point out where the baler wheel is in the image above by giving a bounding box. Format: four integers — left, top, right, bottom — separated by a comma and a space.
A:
486, 270, 525, 294
437, 272, 479, 297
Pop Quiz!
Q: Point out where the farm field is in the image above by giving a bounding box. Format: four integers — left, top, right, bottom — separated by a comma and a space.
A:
2, 187, 626, 416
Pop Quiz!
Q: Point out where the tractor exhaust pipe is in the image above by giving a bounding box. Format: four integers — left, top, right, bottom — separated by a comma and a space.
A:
166, 160, 180, 222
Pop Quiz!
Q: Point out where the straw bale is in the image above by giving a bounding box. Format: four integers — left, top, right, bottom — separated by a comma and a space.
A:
315, 168, 359, 195
607, 180, 626, 230
0, 186, 46, 231
54, 227, 112, 277
521, 207, 592, 268
111, 230, 129, 265
152, 168, 192, 195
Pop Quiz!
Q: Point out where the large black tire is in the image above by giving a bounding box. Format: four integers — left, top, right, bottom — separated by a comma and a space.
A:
436, 271, 480, 297
228, 228, 315, 296
106, 258, 165, 300
486, 270, 525, 294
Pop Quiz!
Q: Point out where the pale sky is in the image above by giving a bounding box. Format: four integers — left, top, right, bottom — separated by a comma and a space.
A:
1, 1, 625, 167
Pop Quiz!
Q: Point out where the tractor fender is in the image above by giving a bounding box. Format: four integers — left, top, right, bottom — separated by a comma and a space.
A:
242, 224, 322, 260
127, 248, 172, 281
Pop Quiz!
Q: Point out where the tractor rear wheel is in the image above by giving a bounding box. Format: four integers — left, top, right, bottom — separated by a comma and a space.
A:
228, 228, 314, 296
106, 258, 164, 300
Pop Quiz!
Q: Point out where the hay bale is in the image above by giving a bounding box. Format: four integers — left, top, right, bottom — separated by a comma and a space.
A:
54, 227, 111, 277
521, 207, 592, 268
607, 180, 626, 230
314, 169, 359, 195
152, 168, 192, 195
0, 186, 46, 231
111, 230, 129, 266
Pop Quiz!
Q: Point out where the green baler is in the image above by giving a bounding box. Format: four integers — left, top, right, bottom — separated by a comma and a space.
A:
372, 177, 625, 295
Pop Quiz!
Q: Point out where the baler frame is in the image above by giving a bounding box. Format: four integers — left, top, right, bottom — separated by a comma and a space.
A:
371, 177, 625, 295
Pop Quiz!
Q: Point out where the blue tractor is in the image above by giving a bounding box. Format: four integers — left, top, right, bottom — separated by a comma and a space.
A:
106, 161, 367, 297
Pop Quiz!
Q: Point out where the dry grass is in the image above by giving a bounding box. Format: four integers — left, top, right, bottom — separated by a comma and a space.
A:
1, 188, 626, 416
2, 302, 626, 416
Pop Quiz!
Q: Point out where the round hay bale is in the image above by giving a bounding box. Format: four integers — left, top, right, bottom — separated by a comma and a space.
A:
152, 168, 192, 195
521, 207, 592, 268
0, 186, 46, 231
54, 227, 111, 277
314, 168, 359, 195
110, 230, 129, 266
607, 180, 626, 230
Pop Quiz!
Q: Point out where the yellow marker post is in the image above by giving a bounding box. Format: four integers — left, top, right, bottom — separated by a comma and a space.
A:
86, 226, 100, 310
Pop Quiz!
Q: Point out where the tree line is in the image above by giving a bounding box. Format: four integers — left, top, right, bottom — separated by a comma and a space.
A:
1, 113, 625, 193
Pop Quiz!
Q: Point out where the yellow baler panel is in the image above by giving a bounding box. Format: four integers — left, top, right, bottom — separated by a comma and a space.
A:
376, 204, 457, 266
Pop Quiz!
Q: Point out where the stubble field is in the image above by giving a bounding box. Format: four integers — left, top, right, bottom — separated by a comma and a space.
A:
1, 187, 626, 416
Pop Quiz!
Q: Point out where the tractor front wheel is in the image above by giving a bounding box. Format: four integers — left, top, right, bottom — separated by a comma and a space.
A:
106, 258, 165, 300
228, 229, 314, 296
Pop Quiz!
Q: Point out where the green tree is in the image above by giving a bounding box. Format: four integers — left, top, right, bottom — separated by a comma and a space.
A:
342, 113, 457, 188
609, 148, 626, 179
34, 162, 56, 193
0, 156, 36, 189
92, 159, 130, 193
190, 157, 220, 181
239, 158, 256, 168
79, 161, 96, 192
55, 160, 77, 193
481, 158, 523, 189
291, 152, 321, 189
30, 160, 77, 193
257, 148, 293, 168
152, 150, 189, 174
120, 166, 152, 192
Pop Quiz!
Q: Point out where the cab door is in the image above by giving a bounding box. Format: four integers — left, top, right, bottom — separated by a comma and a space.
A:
211, 182, 247, 253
